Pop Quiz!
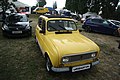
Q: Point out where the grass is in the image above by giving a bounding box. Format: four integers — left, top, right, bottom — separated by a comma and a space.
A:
0, 14, 120, 80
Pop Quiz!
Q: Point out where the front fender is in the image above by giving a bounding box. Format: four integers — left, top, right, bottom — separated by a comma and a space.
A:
45, 51, 59, 67
44, 37, 60, 67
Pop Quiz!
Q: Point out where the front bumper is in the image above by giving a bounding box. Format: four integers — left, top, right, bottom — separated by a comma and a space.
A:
51, 59, 100, 72
2, 28, 31, 37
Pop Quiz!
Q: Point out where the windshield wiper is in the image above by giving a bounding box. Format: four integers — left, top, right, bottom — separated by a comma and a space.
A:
55, 30, 72, 34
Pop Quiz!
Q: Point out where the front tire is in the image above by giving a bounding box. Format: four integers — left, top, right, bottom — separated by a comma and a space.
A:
84, 26, 91, 32
29, 28, 32, 37
113, 30, 119, 37
2, 31, 7, 37
45, 56, 53, 72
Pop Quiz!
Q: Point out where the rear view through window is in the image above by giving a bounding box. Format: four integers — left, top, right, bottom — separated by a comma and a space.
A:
47, 20, 77, 31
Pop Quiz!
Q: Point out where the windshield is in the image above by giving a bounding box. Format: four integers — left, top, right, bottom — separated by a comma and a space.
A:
6, 14, 28, 22
111, 21, 120, 26
47, 20, 77, 31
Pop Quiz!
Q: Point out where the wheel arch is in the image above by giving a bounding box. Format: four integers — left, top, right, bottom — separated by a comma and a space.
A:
44, 51, 59, 67
44, 52, 54, 66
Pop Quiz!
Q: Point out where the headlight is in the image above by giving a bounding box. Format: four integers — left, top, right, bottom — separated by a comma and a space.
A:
4, 25, 9, 30
91, 53, 96, 58
62, 57, 69, 63
26, 25, 30, 29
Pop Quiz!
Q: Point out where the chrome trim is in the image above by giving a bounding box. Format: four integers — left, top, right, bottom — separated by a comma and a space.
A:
51, 59, 99, 72
51, 67, 69, 72
92, 60, 100, 66
62, 58, 95, 64
62, 51, 97, 57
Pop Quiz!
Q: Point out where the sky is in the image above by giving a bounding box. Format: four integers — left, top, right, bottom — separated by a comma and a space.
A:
18, 0, 66, 9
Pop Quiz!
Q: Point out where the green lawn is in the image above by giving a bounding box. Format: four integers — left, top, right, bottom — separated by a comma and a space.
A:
0, 14, 120, 80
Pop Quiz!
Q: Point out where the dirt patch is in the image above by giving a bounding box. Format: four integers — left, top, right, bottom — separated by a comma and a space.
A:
0, 15, 120, 80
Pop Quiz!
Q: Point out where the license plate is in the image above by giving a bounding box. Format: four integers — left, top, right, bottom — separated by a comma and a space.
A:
72, 64, 90, 72
12, 31, 22, 34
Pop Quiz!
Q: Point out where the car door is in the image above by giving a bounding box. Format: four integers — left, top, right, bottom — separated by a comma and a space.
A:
98, 20, 115, 34
89, 19, 102, 32
36, 18, 46, 54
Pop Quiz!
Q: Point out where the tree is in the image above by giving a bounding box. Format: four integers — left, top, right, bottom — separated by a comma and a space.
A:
98, 0, 119, 19
116, 0, 120, 20
36, 0, 46, 7
65, 0, 88, 14
53, 1, 57, 9
65, 0, 119, 19
0, 0, 17, 20
77, 0, 88, 14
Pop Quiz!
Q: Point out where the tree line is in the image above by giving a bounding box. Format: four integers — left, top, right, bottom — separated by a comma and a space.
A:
65, 0, 119, 20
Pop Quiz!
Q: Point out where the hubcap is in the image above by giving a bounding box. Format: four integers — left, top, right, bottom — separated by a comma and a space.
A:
46, 58, 51, 71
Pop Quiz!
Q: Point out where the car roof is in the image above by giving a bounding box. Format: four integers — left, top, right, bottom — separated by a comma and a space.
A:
39, 15, 71, 19
8, 13, 26, 16
108, 19, 120, 22
89, 17, 103, 20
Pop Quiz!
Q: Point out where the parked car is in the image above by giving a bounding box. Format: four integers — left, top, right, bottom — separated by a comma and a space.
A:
35, 15, 100, 72
82, 18, 120, 36
81, 12, 102, 23
1, 13, 32, 37
33, 7, 49, 14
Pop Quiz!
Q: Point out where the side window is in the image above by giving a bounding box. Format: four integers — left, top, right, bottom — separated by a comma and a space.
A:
91, 19, 100, 23
69, 21, 76, 30
38, 18, 42, 27
97, 19, 109, 25
102, 20, 109, 25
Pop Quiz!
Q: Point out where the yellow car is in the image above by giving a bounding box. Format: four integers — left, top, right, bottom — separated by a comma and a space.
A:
35, 15, 100, 72
33, 7, 49, 14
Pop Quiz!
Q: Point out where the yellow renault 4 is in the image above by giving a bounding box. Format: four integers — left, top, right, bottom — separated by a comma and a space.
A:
35, 15, 100, 72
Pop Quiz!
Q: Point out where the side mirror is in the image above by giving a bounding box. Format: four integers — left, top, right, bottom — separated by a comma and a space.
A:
39, 30, 45, 34
79, 29, 82, 32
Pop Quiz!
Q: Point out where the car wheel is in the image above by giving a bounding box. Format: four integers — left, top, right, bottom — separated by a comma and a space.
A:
2, 31, 6, 37
45, 56, 53, 72
85, 26, 91, 32
2, 32, 5, 37
29, 31, 32, 36
29, 28, 32, 37
113, 30, 119, 37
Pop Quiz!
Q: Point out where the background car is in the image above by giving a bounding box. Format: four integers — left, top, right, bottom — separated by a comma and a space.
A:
81, 12, 102, 23
1, 13, 32, 37
33, 7, 49, 14
82, 18, 120, 36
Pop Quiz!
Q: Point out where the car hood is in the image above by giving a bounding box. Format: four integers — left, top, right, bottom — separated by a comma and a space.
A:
7, 22, 29, 27
47, 33, 99, 57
